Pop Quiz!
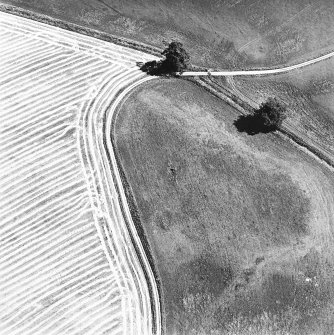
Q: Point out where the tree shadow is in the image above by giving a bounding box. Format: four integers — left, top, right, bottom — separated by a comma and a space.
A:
138, 60, 178, 76
234, 114, 275, 135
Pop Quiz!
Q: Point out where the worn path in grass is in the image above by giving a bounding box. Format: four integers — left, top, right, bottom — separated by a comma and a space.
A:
181, 50, 334, 76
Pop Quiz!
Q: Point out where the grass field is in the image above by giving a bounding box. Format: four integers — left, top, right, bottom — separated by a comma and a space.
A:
115, 79, 334, 335
2, 0, 334, 69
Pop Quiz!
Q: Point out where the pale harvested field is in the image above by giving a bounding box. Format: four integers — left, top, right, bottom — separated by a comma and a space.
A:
0, 12, 160, 335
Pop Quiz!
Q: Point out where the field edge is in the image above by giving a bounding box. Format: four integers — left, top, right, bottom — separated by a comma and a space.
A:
110, 78, 167, 335
1, 3, 334, 72
0, 3, 162, 56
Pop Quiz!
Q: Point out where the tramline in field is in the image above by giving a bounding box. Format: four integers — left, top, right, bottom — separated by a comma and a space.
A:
0, 11, 160, 335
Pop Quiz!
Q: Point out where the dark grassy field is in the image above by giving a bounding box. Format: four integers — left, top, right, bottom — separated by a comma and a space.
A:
2, 0, 334, 69
115, 79, 334, 335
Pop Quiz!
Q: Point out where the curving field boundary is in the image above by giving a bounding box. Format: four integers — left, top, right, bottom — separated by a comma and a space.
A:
77, 70, 162, 335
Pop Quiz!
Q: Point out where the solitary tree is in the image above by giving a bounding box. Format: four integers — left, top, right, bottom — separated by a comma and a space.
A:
140, 41, 190, 75
161, 41, 190, 73
234, 97, 287, 135
254, 97, 287, 130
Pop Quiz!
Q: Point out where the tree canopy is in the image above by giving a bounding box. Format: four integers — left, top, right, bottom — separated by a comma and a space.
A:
234, 97, 287, 135
161, 41, 190, 73
140, 41, 190, 75
255, 97, 287, 130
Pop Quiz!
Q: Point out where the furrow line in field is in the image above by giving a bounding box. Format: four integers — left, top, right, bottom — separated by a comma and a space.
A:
3, 248, 108, 311
0, 53, 94, 99
0, 250, 104, 320
0, 46, 69, 81
0, 37, 44, 59
0, 142, 77, 184
0, 210, 92, 260
0, 33, 42, 52
0, 191, 89, 241
2, 47, 67, 78
77, 69, 134, 335
2, 220, 94, 267
0, 140, 75, 170
1, 71, 106, 120
1, 111, 77, 146
1, 23, 137, 67
1, 57, 103, 110
43, 284, 122, 335
1, 255, 108, 303
0, 123, 75, 159
90, 69, 151, 334
104, 75, 162, 335
0, 232, 98, 285
0, 200, 90, 251
0, 50, 75, 86
0, 48, 97, 89
0, 113, 73, 146
0, 105, 75, 135
1, 169, 83, 221
1, 180, 85, 225
0, 93, 87, 132
4, 273, 114, 335
28, 281, 122, 335
0, 161, 79, 211
0, 183, 86, 226
83, 64, 160, 334
1, 18, 151, 64
1, 116, 73, 146
0, 238, 104, 298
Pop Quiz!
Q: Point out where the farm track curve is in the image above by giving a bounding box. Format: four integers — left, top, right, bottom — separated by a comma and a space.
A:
181, 51, 334, 76
0, 11, 160, 335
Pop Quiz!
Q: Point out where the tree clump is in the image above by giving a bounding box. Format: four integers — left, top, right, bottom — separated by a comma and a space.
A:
140, 41, 190, 75
234, 97, 287, 135
255, 97, 287, 130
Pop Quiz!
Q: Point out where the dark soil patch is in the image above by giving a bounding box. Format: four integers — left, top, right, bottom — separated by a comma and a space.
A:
175, 256, 234, 299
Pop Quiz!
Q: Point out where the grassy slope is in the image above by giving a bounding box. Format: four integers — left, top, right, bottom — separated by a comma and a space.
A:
2, 0, 334, 69
115, 79, 334, 335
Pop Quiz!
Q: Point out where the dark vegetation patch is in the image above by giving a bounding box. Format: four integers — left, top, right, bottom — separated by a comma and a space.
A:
234, 97, 287, 135
140, 41, 190, 75
2, 0, 334, 69
234, 114, 274, 135
113, 79, 334, 334
218, 249, 334, 335
175, 256, 234, 300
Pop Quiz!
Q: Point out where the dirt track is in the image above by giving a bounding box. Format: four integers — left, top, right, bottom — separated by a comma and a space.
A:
182, 50, 334, 76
